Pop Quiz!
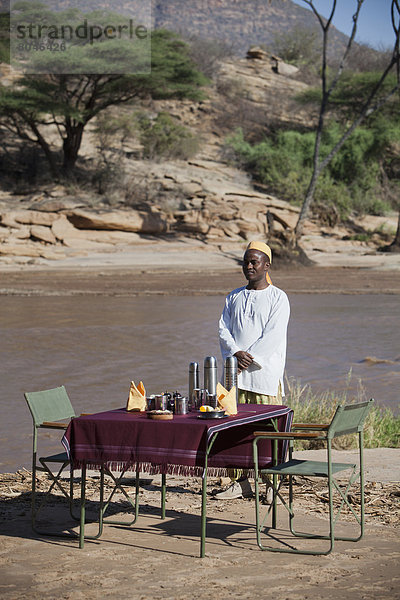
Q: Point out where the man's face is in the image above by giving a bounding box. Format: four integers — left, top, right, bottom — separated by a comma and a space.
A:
242, 249, 269, 283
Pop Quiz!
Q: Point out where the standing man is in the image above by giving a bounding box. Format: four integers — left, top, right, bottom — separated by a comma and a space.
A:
215, 240, 290, 499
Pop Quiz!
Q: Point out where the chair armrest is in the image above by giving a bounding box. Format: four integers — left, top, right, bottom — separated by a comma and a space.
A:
292, 423, 330, 430
79, 413, 92, 416
253, 431, 323, 439
40, 421, 69, 429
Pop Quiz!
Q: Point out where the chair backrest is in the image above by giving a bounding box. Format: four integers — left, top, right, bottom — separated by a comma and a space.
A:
328, 399, 374, 439
25, 386, 76, 427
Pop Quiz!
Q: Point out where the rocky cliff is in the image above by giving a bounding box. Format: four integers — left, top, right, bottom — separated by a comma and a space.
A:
153, 0, 349, 55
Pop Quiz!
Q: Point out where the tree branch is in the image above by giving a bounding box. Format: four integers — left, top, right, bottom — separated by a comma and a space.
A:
295, 0, 400, 239
326, 0, 364, 98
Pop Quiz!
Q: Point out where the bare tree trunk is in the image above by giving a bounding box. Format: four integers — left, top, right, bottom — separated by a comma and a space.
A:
383, 210, 400, 252
62, 122, 84, 174
394, 211, 400, 246
295, 167, 320, 238
29, 121, 60, 179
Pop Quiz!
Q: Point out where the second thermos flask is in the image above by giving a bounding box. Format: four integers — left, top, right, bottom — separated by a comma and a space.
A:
224, 356, 239, 404
204, 356, 218, 397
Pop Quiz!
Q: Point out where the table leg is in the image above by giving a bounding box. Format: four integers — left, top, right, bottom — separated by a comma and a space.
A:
98, 466, 104, 534
79, 463, 86, 549
161, 473, 166, 519
200, 468, 207, 558
200, 432, 219, 558
271, 417, 279, 529
272, 438, 278, 529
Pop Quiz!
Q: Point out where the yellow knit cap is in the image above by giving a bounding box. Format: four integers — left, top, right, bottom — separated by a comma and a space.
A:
246, 241, 272, 263
245, 241, 273, 285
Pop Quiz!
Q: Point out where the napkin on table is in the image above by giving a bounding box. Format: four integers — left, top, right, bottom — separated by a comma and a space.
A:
217, 382, 238, 415
126, 380, 147, 412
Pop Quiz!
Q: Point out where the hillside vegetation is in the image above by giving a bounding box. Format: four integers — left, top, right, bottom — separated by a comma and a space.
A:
0, 17, 398, 263
1, 36, 397, 219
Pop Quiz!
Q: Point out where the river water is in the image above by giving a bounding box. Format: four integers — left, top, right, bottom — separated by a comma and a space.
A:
1, 293, 399, 472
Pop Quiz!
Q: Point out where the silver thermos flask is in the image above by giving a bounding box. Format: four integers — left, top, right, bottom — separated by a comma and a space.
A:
224, 356, 239, 404
188, 361, 199, 409
204, 356, 218, 397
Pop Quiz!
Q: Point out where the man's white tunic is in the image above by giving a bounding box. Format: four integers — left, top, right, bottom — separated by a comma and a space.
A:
219, 285, 290, 396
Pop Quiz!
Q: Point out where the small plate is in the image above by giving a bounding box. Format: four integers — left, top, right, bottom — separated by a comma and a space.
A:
197, 410, 226, 420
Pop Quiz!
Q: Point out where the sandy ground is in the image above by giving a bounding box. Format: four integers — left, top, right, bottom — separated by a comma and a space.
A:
0, 447, 399, 600
1, 232, 400, 272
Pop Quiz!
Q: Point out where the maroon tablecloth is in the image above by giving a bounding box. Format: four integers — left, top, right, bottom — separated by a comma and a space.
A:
62, 404, 293, 477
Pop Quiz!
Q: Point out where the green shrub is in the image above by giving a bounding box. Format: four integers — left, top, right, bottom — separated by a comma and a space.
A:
226, 118, 397, 220
328, 127, 380, 187
225, 128, 314, 203
312, 175, 353, 223
348, 187, 391, 217
297, 72, 399, 123
139, 112, 200, 160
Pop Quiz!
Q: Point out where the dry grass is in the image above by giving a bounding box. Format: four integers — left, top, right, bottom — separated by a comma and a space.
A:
285, 374, 400, 450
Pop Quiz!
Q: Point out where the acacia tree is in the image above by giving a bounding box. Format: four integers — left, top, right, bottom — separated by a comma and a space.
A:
293, 0, 400, 245
0, 5, 207, 177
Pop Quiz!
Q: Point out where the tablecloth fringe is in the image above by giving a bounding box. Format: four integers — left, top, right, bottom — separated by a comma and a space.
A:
72, 460, 255, 479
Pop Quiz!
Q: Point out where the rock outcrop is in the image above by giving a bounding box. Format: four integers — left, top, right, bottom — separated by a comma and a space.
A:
0, 185, 300, 263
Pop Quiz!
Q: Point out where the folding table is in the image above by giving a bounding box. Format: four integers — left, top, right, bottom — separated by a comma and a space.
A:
62, 404, 293, 556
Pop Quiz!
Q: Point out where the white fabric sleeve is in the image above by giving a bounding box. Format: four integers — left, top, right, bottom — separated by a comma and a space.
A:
218, 296, 241, 359
246, 292, 290, 365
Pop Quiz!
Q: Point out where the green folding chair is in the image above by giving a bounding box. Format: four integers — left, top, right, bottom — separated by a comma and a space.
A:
25, 386, 77, 534
25, 386, 140, 539
252, 399, 374, 555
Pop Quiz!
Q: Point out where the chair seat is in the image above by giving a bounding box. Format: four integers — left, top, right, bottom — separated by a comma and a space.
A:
40, 452, 70, 463
260, 458, 356, 477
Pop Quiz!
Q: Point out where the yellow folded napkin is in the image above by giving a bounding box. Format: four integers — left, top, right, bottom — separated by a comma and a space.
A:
217, 382, 237, 416
126, 380, 147, 412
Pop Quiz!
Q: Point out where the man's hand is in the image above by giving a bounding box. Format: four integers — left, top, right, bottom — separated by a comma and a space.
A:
234, 350, 254, 371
